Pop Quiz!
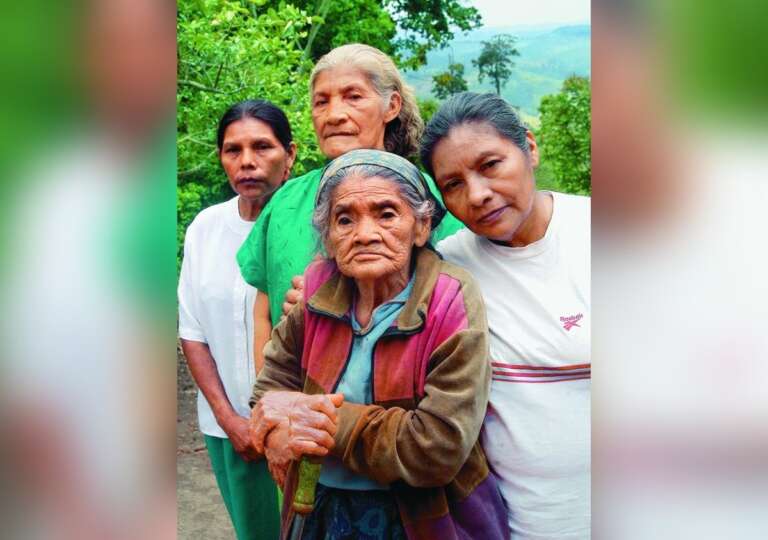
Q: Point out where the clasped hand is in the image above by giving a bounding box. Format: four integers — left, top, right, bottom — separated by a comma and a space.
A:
250, 391, 343, 487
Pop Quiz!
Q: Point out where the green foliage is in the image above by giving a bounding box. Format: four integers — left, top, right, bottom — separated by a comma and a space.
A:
260, 0, 481, 69
472, 34, 520, 95
418, 97, 440, 124
431, 62, 468, 100
388, 0, 482, 69
177, 0, 325, 266
538, 76, 591, 194
268, 0, 397, 63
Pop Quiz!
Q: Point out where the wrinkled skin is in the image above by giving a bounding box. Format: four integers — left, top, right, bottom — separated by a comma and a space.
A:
325, 176, 430, 321
311, 66, 401, 159
251, 391, 343, 485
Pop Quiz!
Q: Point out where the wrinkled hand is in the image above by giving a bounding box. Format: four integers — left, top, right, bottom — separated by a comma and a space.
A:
282, 275, 305, 317
221, 415, 261, 461
250, 391, 344, 454
264, 426, 291, 488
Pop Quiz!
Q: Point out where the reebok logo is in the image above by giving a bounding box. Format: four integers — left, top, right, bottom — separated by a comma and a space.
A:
560, 313, 583, 331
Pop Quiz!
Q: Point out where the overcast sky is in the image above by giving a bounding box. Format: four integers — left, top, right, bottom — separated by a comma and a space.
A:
470, 0, 590, 27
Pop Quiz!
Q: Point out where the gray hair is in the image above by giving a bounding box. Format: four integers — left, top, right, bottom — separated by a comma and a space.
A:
420, 92, 530, 181
312, 165, 435, 251
310, 44, 423, 158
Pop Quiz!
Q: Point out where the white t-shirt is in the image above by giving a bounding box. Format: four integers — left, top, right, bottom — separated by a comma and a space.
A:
437, 191, 591, 540
178, 195, 259, 438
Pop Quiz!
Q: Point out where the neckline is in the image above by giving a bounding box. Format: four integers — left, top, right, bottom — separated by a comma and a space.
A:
226, 195, 258, 235
476, 191, 559, 259
351, 274, 415, 335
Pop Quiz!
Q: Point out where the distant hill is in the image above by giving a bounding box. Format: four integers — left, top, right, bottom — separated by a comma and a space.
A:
404, 24, 591, 122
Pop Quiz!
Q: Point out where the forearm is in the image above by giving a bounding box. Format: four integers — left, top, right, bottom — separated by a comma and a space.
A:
332, 401, 478, 488
253, 292, 272, 376
180, 339, 237, 424
250, 304, 305, 407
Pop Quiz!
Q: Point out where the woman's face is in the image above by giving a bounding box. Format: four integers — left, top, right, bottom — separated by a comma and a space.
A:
311, 67, 401, 159
326, 175, 430, 282
431, 122, 539, 244
219, 117, 296, 201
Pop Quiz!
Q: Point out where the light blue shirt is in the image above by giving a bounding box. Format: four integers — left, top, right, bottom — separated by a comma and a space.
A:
319, 275, 415, 490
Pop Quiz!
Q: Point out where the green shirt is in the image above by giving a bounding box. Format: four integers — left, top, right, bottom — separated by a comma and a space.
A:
236, 167, 464, 326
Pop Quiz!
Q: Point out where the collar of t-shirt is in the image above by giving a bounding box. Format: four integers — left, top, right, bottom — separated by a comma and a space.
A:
226, 195, 258, 236
351, 274, 415, 336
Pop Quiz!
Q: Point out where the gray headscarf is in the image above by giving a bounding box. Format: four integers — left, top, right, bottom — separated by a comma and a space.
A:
316, 149, 446, 229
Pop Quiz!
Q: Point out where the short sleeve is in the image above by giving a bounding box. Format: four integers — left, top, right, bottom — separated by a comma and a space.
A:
421, 171, 465, 242
236, 198, 272, 291
177, 221, 207, 343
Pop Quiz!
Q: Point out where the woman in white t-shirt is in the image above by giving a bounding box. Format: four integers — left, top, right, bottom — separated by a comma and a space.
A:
178, 99, 296, 540
420, 93, 591, 540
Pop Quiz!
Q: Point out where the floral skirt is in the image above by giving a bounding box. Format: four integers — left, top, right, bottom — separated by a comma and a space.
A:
301, 484, 406, 540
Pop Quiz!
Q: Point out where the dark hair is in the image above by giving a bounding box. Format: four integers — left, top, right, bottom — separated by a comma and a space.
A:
216, 99, 293, 151
420, 92, 529, 180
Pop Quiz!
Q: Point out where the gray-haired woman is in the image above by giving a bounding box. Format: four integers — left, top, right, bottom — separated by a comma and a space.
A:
236, 44, 463, 370
248, 149, 508, 540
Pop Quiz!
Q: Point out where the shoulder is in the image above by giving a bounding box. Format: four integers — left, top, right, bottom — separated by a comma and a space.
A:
251, 169, 322, 229
435, 228, 478, 265
550, 191, 590, 234
422, 250, 482, 305
303, 258, 338, 297
552, 191, 591, 214
422, 255, 486, 335
269, 168, 323, 204
437, 257, 477, 286
185, 198, 233, 241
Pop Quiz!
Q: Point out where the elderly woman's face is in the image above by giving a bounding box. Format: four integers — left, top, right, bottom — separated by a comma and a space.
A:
431, 122, 539, 244
311, 67, 401, 159
326, 175, 430, 282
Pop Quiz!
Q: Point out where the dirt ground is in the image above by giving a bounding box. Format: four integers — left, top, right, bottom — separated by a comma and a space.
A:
177, 353, 235, 539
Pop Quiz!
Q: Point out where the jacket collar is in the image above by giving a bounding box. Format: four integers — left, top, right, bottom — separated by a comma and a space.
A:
306, 247, 443, 333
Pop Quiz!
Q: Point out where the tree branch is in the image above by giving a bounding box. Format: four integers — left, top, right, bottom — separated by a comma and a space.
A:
178, 79, 246, 95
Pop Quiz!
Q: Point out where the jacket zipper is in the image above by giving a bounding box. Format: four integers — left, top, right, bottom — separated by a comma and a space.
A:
331, 336, 354, 394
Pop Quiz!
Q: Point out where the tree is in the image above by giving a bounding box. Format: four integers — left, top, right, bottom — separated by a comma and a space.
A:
431, 62, 468, 100
473, 34, 519, 95
388, 0, 482, 69
260, 0, 482, 69
538, 76, 591, 194
177, 0, 324, 267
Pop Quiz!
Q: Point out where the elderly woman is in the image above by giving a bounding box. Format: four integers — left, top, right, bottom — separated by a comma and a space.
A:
249, 149, 508, 540
421, 93, 591, 539
236, 44, 462, 348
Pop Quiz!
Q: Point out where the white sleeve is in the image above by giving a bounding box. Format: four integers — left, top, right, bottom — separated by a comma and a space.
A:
435, 232, 463, 263
177, 222, 207, 343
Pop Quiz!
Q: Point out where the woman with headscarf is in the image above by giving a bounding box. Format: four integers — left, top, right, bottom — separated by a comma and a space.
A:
249, 149, 508, 540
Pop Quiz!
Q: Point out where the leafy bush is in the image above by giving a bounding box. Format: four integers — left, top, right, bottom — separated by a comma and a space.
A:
177, 0, 325, 266
538, 76, 591, 194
